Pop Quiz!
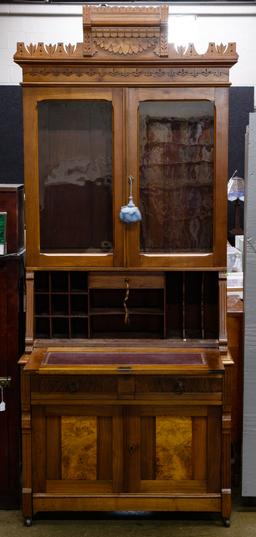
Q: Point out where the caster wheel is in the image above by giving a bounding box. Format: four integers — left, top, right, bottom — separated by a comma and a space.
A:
24, 518, 32, 527
223, 518, 230, 527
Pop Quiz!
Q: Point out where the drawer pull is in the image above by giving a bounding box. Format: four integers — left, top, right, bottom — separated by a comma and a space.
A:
66, 382, 79, 393
174, 380, 185, 395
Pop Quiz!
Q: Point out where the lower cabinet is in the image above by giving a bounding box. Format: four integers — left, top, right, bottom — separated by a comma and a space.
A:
20, 354, 232, 525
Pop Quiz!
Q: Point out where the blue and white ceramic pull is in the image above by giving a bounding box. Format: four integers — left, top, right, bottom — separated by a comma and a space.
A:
119, 175, 142, 224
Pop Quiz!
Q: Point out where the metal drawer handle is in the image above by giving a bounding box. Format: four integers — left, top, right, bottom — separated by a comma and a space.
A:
0, 377, 11, 388
174, 380, 185, 395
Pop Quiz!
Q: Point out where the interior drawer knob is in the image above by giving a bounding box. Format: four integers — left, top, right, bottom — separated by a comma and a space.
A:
174, 380, 185, 394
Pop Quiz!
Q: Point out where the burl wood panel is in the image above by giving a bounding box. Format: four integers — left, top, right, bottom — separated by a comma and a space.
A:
156, 416, 192, 480
61, 416, 97, 480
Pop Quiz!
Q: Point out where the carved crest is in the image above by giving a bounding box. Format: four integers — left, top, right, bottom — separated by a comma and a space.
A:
83, 4, 169, 58
13, 3, 238, 86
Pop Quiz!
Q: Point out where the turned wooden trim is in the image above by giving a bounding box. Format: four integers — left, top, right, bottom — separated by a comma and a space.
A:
219, 272, 227, 353
25, 271, 34, 353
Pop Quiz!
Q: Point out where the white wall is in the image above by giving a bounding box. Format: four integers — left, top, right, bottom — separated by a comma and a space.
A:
0, 2, 255, 102
0, 4, 83, 85
169, 3, 256, 96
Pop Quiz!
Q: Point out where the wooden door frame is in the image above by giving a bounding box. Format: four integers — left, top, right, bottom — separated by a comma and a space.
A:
23, 86, 124, 269
125, 87, 228, 270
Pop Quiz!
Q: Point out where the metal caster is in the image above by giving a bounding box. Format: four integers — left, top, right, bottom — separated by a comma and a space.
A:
24, 517, 32, 527
223, 517, 230, 527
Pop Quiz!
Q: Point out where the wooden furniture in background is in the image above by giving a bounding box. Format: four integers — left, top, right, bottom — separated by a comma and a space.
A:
0, 184, 24, 508
14, 4, 238, 526
227, 293, 244, 484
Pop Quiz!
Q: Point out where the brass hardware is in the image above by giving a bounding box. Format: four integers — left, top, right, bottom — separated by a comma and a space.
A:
123, 278, 130, 325
117, 366, 132, 372
0, 377, 11, 389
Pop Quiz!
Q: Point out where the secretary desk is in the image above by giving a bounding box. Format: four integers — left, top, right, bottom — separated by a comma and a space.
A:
14, 4, 238, 526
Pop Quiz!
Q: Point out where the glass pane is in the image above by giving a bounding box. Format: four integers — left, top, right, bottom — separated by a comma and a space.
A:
38, 101, 113, 253
139, 101, 214, 253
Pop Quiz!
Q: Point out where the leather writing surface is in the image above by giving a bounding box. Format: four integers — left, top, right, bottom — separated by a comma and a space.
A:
42, 351, 204, 366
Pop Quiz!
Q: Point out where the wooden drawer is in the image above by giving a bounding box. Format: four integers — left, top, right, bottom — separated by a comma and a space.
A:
135, 375, 223, 396
31, 375, 118, 395
31, 373, 223, 403
88, 272, 165, 289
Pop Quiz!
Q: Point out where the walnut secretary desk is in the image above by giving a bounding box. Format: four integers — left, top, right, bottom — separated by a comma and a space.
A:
14, 5, 238, 526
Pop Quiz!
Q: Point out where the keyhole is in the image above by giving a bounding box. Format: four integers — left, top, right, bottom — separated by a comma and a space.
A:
127, 443, 136, 455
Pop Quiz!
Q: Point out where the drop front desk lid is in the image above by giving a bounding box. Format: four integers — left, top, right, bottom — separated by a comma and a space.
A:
21, 347, 225, 375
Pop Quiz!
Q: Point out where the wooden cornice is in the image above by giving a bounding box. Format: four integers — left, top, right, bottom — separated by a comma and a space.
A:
13, 4, 238, 86
14, 41, 238, 65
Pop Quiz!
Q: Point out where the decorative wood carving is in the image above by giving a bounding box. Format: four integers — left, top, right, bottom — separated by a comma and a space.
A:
25, 271, 34, 354
15, 40, 237, 63
93, 29, 160, 57
22, 65, 230, 86
83, 4, 168, 58
219, 272, 228, 353
14, 3, 237, 67
14, 3, 237, 85
15, 42, 82, 60
14, 4, 238, 88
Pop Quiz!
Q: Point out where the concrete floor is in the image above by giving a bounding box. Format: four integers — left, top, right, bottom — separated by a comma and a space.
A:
0, 500, 256, 537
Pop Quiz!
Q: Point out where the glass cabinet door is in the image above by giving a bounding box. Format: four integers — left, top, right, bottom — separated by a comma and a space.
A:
126, 88, 228, 268
24, 88, 123, 268
38, 100, 113, 254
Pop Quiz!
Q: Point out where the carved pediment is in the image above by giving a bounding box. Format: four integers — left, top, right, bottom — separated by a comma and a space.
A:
13, 3, 238, 86
92, 29, 160, 57
83, 4, 169, 58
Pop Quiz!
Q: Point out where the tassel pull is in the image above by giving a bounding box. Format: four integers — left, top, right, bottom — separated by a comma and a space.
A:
119, 176, 142, 224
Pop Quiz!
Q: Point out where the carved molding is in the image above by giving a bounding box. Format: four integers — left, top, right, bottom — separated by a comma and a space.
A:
84, 5, 169, 18
82, 4, 168, 58
169, 42, 237, 60
14, 4, 237, 71
15, 41, 237, 63
23, 65, 229, 84
15, 42, 82, 60
92, 29, 160, 57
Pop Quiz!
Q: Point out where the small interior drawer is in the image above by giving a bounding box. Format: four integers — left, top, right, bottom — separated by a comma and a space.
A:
88, 272, 165, 289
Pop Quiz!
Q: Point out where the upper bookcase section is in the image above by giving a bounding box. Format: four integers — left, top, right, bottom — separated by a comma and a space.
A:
14, 4, 238, 87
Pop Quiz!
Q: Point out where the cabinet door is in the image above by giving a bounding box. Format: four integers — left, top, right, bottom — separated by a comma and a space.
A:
24, 87, 124, 268
126, 88, 228, 269
125, 405, 221, 495
32, 405, 123, 495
